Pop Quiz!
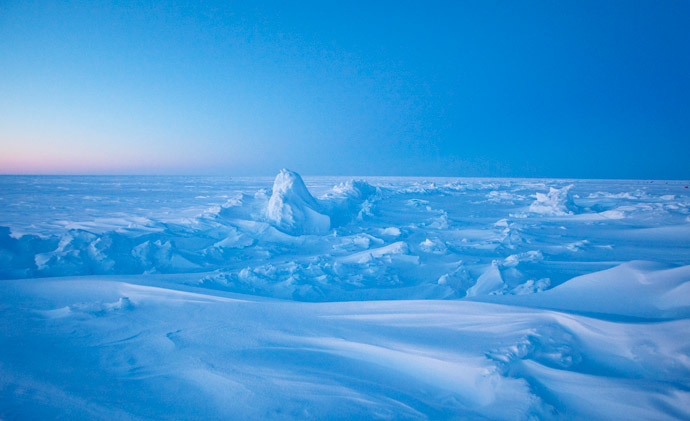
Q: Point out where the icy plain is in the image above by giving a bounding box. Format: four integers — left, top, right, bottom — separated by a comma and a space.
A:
1, 171, 689, 419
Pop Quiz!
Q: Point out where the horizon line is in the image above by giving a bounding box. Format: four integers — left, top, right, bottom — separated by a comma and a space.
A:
0, 173, 688, 182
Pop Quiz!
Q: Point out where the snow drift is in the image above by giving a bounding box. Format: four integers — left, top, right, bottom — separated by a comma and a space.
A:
2, 275, 689, 420
486, 260, 690, 318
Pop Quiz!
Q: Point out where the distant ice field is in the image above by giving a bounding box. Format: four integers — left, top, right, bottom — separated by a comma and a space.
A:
3, 175, 688, 234
1, 174, 689, 300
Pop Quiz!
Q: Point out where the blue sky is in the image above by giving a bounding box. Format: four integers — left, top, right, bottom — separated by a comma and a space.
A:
1, 1, 688, 178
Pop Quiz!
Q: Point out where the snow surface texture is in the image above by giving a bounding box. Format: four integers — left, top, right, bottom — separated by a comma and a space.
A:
1, 172, 690, 419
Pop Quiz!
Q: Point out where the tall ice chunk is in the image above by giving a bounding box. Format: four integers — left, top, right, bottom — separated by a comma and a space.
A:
265, 169, 331, 235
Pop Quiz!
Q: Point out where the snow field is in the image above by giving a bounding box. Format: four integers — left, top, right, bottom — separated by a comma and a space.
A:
1, 171, 689, 419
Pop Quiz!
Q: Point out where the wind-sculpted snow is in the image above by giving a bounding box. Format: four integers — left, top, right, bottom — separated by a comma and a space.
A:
1, 173, 689, 301
1, 174, 690, 418
1, 275, 689, 419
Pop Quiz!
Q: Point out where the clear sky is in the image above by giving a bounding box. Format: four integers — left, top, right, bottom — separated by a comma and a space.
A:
1, 1, 688, 178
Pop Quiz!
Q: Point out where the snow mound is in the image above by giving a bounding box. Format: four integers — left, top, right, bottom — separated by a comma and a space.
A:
486, 261, 690, 318
339, 241, 418, 265
321, 179, 380, 225
265, 169, 331, 235
502, 250, 543, 267
419, 237, 447, 254
539, 261, 690, 318
529, 184, 578, 215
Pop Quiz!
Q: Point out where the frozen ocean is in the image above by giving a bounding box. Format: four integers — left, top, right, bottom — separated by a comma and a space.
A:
1, 171, 689, 419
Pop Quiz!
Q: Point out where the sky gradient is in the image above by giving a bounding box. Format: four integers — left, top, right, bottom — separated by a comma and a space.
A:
1, 1, 689, 178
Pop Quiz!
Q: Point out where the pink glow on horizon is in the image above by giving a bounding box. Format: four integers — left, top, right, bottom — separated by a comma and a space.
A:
0, 150, 204, 175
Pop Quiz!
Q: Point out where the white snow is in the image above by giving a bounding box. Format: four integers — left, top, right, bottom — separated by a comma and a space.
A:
1, 173, 690, 419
